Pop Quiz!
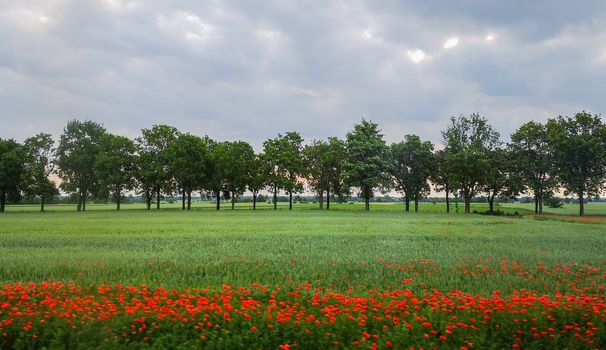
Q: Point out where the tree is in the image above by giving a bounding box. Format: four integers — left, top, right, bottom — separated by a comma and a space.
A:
221, 141, 255, 210
482, 147, 520, 213
0, 139, 25, 213
304, 138, 347, 210
390, 135, 435, 212
56, 120, 107, 211
431, 150, 453, 213
95, 134, 137, 210
206, 140, 227, 210
262, 133, 304, 210
168, 133, 208, 210
546, 112, 606, 216
441, 114, 500, 214
136, 125, 179, 210
509, 121, 557, 214
343, 119, 391, 211
22, 133, 58, 211
248, 153, 269, 210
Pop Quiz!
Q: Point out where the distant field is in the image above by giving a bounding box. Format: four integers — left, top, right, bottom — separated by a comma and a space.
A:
0, 208, 604, 348
5, 200, 606, 216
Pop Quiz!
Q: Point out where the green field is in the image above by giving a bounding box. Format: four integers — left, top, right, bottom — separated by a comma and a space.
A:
0, 207, 605, 349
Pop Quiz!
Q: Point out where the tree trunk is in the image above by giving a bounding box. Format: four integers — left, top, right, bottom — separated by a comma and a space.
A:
538, 190, 544, 215
116, 185, 121, 211
445, 186, 450, 213
326, 188, 330, 210
464, 196, 471, 214
156, 187, 161, 210
182, 189, 186, 210
216, 190, 221, 210
534, 194, 539, 214
289, 191, 293, 210
187, 191, 192, 210
405, 196, 410, 212
0, 191, 6, 213
364, 196, 370, 211
318, 192, 324, 210
77, 191, 82, 212
253, 192, 257, 210
231, 191, 235, 210
40, 196, 45, 212
488, 194, 494, 213
273, 186, 277, 210
579, 192, 584, 216
414, 197, 419, 213
82, 191, 87, 211
146, 192, 152, 210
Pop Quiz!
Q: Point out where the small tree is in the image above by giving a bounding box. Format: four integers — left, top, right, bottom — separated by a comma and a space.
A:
22, 133, 58, 211
56, 120, 107, 211
248, 153, 269, 210
304, 137, 347, 210
431, 150, 453, 213
0, 139, 26, 213
343, 119, 391, 211
546, 111, 606, 216
441, 114, 500, 214
96, 134, 137, 210
509, 121, 557, 214
390, 135, 435, 212
168, 133, 208, 210
221, 141, 255, 210
136, 125, 179, 210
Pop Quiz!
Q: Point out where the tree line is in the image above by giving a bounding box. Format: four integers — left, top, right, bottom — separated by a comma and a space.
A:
1, 112, 605, 216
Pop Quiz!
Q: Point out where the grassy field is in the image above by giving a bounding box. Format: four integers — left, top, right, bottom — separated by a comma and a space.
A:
0, 208, 604, 348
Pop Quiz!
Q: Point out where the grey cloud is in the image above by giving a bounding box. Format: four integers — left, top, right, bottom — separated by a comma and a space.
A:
0, 0, 605, 149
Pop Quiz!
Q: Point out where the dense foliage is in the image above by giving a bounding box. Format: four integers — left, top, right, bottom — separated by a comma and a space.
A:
1, 112, 605, 215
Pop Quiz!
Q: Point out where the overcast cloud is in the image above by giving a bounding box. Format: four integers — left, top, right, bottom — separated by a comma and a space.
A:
1, 0, 605, 148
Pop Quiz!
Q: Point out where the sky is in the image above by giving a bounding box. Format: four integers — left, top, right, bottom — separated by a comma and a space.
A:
1, 0, 606, 149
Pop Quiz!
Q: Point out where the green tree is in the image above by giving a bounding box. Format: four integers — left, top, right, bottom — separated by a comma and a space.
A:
136, 125, 179, 210
441, 114, 500, 214
56, 120, 107, 211
95, 134, 137, 210
304, 138, 346, 210
509, 121, 557, 214
0, 139, 26, 212
431, 149, 453, 213
22, 133, 58, 211
546, 112, 606, 216
206, 140, 228, 210
222, 141, 255, 210
343, 120, 391, 211
262, 132, 304, 210
482, 147, 520, 213
248, 153, 269, 210
390, 135, 435, 212
168, 133, 208, 210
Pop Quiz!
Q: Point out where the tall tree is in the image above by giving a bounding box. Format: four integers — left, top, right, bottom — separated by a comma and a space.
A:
343, 120, 391, 211
262, 135, 288, 210
0, 139, 25, 213
168, 133, 208, 210
136, 125, 179, 210
304, 137, 347, 210
390, 135, 435, 212
508, 121, 556, 214
546, 112, 606, 216
206, 140, 227, 210
482, 147, 522, 213
248, 153, 269, 210
431, 149, 453, 213
441, 114, 500, 214
56, 120, 106, 211
22, 133, 58, 212
221, 141, 255, 210
95, 134, 137, 210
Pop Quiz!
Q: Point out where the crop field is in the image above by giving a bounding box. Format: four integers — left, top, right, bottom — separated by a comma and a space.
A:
0, 207, 605, 349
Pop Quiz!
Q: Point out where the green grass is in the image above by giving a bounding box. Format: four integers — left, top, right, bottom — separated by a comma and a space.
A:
0, 209, 604, 294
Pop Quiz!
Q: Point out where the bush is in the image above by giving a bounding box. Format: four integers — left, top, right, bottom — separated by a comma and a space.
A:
545, 197, 563, 208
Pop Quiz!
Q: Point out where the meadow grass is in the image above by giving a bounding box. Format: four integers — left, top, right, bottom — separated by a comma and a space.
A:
0, 208, 604, 293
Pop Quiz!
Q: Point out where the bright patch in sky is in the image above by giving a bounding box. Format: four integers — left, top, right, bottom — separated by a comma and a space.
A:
443, 38, 459, 49
485, 34, 495, 41
407, 49, 426, 63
